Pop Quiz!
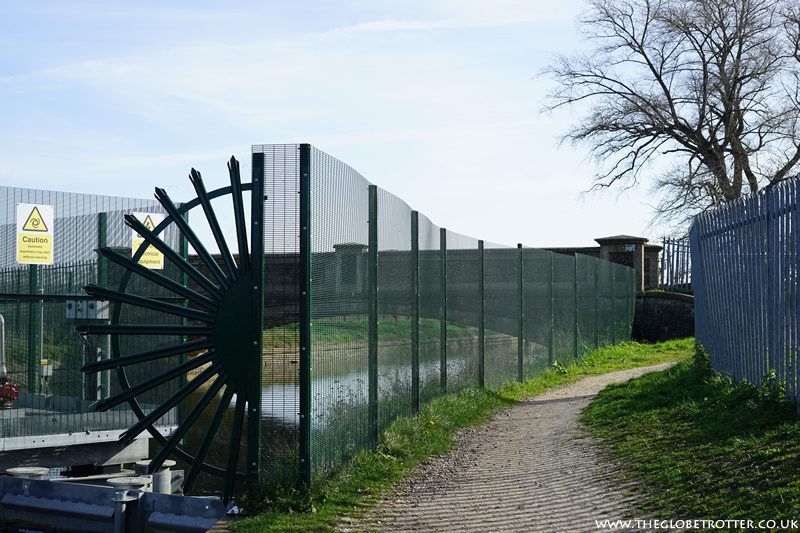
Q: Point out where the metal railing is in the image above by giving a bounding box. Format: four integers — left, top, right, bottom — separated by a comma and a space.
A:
691, 175, 800, 406
660, 237, 692, 292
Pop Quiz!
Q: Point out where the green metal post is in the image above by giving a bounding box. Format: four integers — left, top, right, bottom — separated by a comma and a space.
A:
249, 151, 266, 488
368, 185, 379, 448
595, 260, 600, 350
548, 253, 554, 366
517, 244, 524, 382
411, 211, 420, 413
97, 213, 108, 287
27, 265, 39, 393
574, 255, 579, 360
478, 240, 485, 389
97, 212, 110, 400
439, 228, 447, 394
297, 145, 312, 486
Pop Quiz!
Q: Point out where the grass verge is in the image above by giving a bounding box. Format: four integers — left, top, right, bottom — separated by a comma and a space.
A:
582, 347, 800, 524
232, 338, 694, 532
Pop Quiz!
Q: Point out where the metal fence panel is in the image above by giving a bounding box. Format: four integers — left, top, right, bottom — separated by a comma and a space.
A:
660, 238, 692, 291
691, 175, 800, 405
3, 148, 640, 501
444, 231, 482, 394
0, 187, 181, 445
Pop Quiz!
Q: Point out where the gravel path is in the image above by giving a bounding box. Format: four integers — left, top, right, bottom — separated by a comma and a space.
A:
338, 363, 674, 533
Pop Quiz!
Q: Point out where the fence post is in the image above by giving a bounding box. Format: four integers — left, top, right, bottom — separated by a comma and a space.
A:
573, 255, 579, 360
766, 185, 777, 377
97, 212, 110, 400
517, 244, 524, 382
548, 252, 554, 365
297, 145, 311, 487
27, 264, 39, 393
595, 259, 600, 350
688, 224, 703, 348
440, 228, 447, 394
411, 211, 420, 413
368, 185, 379, 448
479, 240, 485, 388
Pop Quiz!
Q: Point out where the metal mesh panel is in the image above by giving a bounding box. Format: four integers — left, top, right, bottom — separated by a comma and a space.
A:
521, 249, 552, 377
417, 214, 442, 403
551, 253, 577, 363
576, 254, 599, 357
308, 147, 371, 479
595, 259, 610, 346
252, 143, 638, 493
444, 231, 481, 394
484, 246, 520, 388
257, 144, 302, 487
613, 264, 635, 342
0, 186, 180, 450
377, 189, 414, 430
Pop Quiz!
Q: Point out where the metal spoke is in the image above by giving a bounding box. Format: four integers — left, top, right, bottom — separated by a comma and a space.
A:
182, 384, 236, 494
126, 214, 224, 300
82, 338, 213, 373
189, 169, 238, 280
223, 391, 247, 503
154, 187, 231, 290
92, 351, 215, 411
97, 247, 218, 311
78, 324, 213, 336
83, 284, 214, 323
228, 156, 251, 274
148, 375, 228, 474
119, 362, 222, 445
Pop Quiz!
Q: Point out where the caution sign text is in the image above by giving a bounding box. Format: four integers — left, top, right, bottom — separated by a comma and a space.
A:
17, 204, 54, 265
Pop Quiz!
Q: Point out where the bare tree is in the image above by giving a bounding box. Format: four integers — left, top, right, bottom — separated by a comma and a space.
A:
543, 0, 800, 227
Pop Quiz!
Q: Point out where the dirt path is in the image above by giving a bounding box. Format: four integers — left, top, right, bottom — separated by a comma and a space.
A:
338, 363, 674, 533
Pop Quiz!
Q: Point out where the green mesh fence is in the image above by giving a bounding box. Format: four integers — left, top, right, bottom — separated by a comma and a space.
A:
0, 186, 182, 445
1, 147, 638, 498
255, 143, 637, 489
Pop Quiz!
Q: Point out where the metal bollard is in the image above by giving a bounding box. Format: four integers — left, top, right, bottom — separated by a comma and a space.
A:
135, 459, 176, 494
112, 489, 139, 533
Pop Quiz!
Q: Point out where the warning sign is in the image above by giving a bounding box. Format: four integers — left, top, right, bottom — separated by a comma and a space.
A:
131, 212, 165, 270
17, 203, 54, 265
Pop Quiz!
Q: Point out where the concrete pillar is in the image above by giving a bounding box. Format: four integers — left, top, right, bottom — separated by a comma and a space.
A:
633, 243, 645, 292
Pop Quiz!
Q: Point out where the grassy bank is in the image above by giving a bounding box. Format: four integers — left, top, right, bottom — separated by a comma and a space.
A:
582, 348, 800, 524
233, 339, 694, 532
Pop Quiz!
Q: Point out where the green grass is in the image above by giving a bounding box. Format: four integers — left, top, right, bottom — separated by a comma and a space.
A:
231, 338, 694, 532
582, 347, 800, 524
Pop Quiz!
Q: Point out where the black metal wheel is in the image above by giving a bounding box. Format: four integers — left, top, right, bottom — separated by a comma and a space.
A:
79, 156, 260, 502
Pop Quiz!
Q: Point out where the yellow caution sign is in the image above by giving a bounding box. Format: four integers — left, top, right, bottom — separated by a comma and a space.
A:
132, 212, 165, 270
17, 204, 54, 265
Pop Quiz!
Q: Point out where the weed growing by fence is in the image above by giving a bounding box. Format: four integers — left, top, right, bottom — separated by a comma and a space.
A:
582, 347, 800, 521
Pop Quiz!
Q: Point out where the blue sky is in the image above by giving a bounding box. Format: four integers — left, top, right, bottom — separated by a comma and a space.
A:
1, 0, 669, 248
